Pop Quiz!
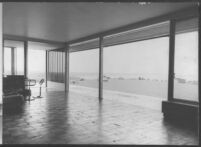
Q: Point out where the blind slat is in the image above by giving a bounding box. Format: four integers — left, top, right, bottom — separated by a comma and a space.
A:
69, 17, 198, 51
70, 38, 99, 52
176, 17, 198, 34
103, 21, 170, 47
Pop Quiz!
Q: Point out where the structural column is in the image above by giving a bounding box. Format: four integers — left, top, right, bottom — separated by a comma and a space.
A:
45, 51, 48, 87
11, 47, 16, 75
0, 4, 3, 105
65, 44, 69, 93
99, 37, 103, 101
24, 41, 28, 79
167, 20, 176, 101
2, 40, 4, 76
198, 2, 200, 104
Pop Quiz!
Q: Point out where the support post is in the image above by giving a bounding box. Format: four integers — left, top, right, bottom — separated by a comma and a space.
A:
24, 41, 28, 79
167, 20, 176, 101
65, 44, 69, 93
56, 52, 58, 81
198, 2, 200, 104
45, 51, 48, 87
11, 47, 16, 75
2, 40, 4, 77
99, 37, 103, 101
198, 1, 200, 135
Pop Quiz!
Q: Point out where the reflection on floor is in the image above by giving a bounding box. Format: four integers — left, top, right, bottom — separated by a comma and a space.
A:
3, 83, 198, 144
70, 85, 165, 111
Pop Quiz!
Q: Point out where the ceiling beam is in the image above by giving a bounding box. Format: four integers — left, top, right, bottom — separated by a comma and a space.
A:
3, 34, 66, 47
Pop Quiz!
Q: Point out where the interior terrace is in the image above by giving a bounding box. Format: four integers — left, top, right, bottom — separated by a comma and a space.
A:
1, 2, 200, 145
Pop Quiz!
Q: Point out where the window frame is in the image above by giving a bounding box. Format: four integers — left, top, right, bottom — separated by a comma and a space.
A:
168, 16, 199, 104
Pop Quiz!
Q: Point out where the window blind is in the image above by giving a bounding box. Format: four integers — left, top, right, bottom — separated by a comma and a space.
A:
103, 21, 170, 47
175, 17, 198, 34
69, 38, 99, 52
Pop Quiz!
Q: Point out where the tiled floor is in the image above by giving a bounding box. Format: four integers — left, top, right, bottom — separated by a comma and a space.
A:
3, 86, 199, 144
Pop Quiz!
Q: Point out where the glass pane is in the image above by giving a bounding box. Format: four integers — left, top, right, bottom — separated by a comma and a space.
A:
4, 47, 12, 76
28, 49, 46, 83
69, 49, 99, 97
174, 31, 198, 101
16, 45, 24, 75
103, 37, 169, 110
4, 40, 24, 76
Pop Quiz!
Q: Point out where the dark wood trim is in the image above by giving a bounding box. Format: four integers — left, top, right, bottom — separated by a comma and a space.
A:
68, 6, 198, 45
99, 37, 103, 101
24, 41, 28, 79
167, 20, 176, 101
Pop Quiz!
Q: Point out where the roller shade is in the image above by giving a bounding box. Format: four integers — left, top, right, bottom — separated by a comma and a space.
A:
70, 38, 99, 52
103, 21, 170, 47
176, 17, 198, 34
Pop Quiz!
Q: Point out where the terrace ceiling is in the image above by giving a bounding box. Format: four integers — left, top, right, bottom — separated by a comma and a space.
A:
3, 2, 198, 47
